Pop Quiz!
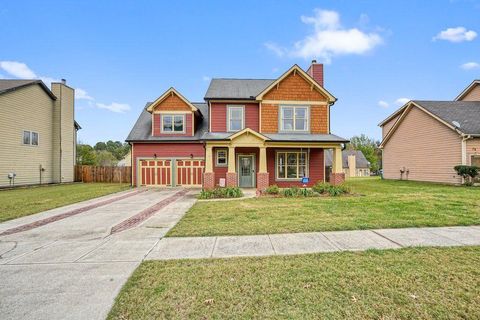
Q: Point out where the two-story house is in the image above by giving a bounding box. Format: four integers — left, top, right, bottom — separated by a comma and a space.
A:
0, 79, 80, 187
126, 62, 348, 191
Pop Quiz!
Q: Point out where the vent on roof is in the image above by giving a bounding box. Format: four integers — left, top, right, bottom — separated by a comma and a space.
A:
452, 121, 461, 128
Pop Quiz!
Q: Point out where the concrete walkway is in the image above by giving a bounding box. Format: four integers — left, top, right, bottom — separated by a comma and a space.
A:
0, 188, 197, 320
147, 226, 480, 260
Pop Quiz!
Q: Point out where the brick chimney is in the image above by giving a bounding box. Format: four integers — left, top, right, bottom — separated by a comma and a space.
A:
306, 59, 324, 87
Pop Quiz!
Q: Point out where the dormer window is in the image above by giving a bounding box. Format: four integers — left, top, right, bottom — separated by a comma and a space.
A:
280, 106, 309, 132
227, 105, 244, 132
161, 114, 185, 133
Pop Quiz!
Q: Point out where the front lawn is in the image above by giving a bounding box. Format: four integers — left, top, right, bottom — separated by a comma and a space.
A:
0, 183, 130, 222
108, 246, 480, 319
168, 177, 480, 237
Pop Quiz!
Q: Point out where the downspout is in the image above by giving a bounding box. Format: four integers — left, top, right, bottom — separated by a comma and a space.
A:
461, 134, 472, 184
59, 84, 63, 183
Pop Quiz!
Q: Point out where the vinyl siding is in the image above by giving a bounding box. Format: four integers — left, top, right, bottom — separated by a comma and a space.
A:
51, 83, 75, 183
0, 85, 55, 186
466, 138, 480, 165
210, 103, 259, 132
382, 106, 462, 184
382, 113, 401, 139
459, 84, 480, 101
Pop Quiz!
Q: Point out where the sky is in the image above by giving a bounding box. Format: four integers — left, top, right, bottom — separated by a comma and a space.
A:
1, 0, 479, 144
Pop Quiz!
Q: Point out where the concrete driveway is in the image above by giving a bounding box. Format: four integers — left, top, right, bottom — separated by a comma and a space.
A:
0, 188, 197, 320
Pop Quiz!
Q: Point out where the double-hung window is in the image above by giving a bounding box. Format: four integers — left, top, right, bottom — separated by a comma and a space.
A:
227, 106, 244, 132
216, 149, 228, 166
280, 106, 308, 132
276, 151, 308, 180
23, 130, 39, 146
162, 114, 185, 133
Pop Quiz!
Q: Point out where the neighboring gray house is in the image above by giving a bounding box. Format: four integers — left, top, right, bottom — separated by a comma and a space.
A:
0, 79, 80, 187
325, 149, 371, 177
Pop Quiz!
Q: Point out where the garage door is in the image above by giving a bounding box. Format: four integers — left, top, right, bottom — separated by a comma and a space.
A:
140, 160, 172, 186
139, 158, 204, 187
175, 159, 204, 186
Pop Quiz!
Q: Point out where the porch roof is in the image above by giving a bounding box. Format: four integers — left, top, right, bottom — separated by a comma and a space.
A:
201, 132, 348, 143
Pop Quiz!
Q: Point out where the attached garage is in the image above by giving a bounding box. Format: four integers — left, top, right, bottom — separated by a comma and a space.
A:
138, 158, 204, 187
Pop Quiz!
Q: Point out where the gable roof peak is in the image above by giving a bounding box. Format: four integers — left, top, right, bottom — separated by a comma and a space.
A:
146, 87, 198, 113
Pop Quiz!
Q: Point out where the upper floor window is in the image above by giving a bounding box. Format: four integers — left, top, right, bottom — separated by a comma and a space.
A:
227, 105, 244, 132
162, 114, 185, 133
23, 130, 39, 146
280, 106, 309, 132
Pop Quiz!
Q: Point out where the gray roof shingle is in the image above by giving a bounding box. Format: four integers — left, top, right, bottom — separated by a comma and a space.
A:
126, 102, 208, 142
0, 79, 56, 99
325, 149, 370, 168
204, 79, 274, 99
413, 100, 480, 135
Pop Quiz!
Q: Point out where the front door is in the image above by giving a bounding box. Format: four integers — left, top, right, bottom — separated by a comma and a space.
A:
238, 155, 255, 187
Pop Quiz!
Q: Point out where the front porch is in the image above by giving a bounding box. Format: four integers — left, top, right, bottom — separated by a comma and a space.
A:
203, 129, 345, 191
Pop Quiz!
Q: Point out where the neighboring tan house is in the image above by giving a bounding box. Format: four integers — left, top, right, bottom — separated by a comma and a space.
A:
325, 149, 371, 178
117, 150, 132, 167
379, 80, 480, 184
0, 79, 80, 187
126, 61, 349, 191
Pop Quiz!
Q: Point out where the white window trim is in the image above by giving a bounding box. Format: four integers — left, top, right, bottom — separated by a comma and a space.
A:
22, 130, 39, 146
279, 105, 309, 132
275, 150, 309, 180
227, 105, 245, 132
216, 148, 228, 167
161, 114, 186, 134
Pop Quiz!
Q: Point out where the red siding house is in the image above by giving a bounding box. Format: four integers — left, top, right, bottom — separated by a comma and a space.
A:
126, 62, 348, 191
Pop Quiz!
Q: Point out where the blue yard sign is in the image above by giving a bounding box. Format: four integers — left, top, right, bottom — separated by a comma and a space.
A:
301, 177, 310, 184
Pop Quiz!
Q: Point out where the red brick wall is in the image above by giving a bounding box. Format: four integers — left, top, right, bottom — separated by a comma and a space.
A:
152, 113, 193, 136
266, 148, 324, 187
132, 143, 204, 186
306, 63, 324, 86
210, 103, 259, 132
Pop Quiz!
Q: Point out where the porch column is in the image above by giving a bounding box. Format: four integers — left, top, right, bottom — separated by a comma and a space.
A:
226, 146, 237, 187
203, 145, 215, 189
330, 147, 345, 185
257, 146, 269, 193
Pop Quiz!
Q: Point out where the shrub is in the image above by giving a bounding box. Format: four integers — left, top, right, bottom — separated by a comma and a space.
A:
199, 187, 243, 199
454, 165, 479, 185
265, 185, 280, 195
282, 186, 315, 197
312, 181, 350, 196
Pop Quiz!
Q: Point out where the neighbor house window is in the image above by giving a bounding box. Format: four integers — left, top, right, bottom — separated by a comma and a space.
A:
23, 130, 39, 146
280, 106, 308, 132
276, 151, 308, 180
227, 106, 244, 132
162, 114, 185, 133
216, 149, 228, 166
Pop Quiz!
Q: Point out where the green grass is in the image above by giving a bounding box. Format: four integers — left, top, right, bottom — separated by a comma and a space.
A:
108, 246, 480, 319
0, 183, 131, 222
168, 177, 480, 237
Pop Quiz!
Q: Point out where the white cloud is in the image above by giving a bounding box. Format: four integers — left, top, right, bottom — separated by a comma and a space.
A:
433, 27, 477, 42
460, 62, 480, 70
0, 61, 37, 78
96, 102, 130, 113
395, 98, 411, 106
202, 76, 211, 82
76, 88, 94, 100
265, 9, 382, 63
378, 100, 389, 108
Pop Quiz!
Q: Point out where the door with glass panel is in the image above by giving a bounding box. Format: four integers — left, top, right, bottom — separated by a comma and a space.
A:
238, 155, 255, 187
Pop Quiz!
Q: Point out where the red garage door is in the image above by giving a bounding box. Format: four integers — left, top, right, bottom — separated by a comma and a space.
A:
175, 159, 204, 186
139, 159, 204, 187
139, 160, 172, 186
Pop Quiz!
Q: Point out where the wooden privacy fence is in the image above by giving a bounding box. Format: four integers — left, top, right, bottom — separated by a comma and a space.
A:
75, 165, 131, 183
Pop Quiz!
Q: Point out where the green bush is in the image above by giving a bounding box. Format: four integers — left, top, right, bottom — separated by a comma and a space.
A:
282, 186, 315, 197
312, 181, 350, 196
199, 187, 243, 199
265, 185, 280, 195
454, 165, 479, 185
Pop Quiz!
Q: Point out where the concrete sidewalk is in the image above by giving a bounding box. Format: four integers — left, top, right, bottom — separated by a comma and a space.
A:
146, 226, 480, 260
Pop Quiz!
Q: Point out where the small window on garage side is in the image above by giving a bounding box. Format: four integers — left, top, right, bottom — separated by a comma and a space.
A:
31, 132, 39, 146
23, 130, 31, 145
216, 149, 228, 166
